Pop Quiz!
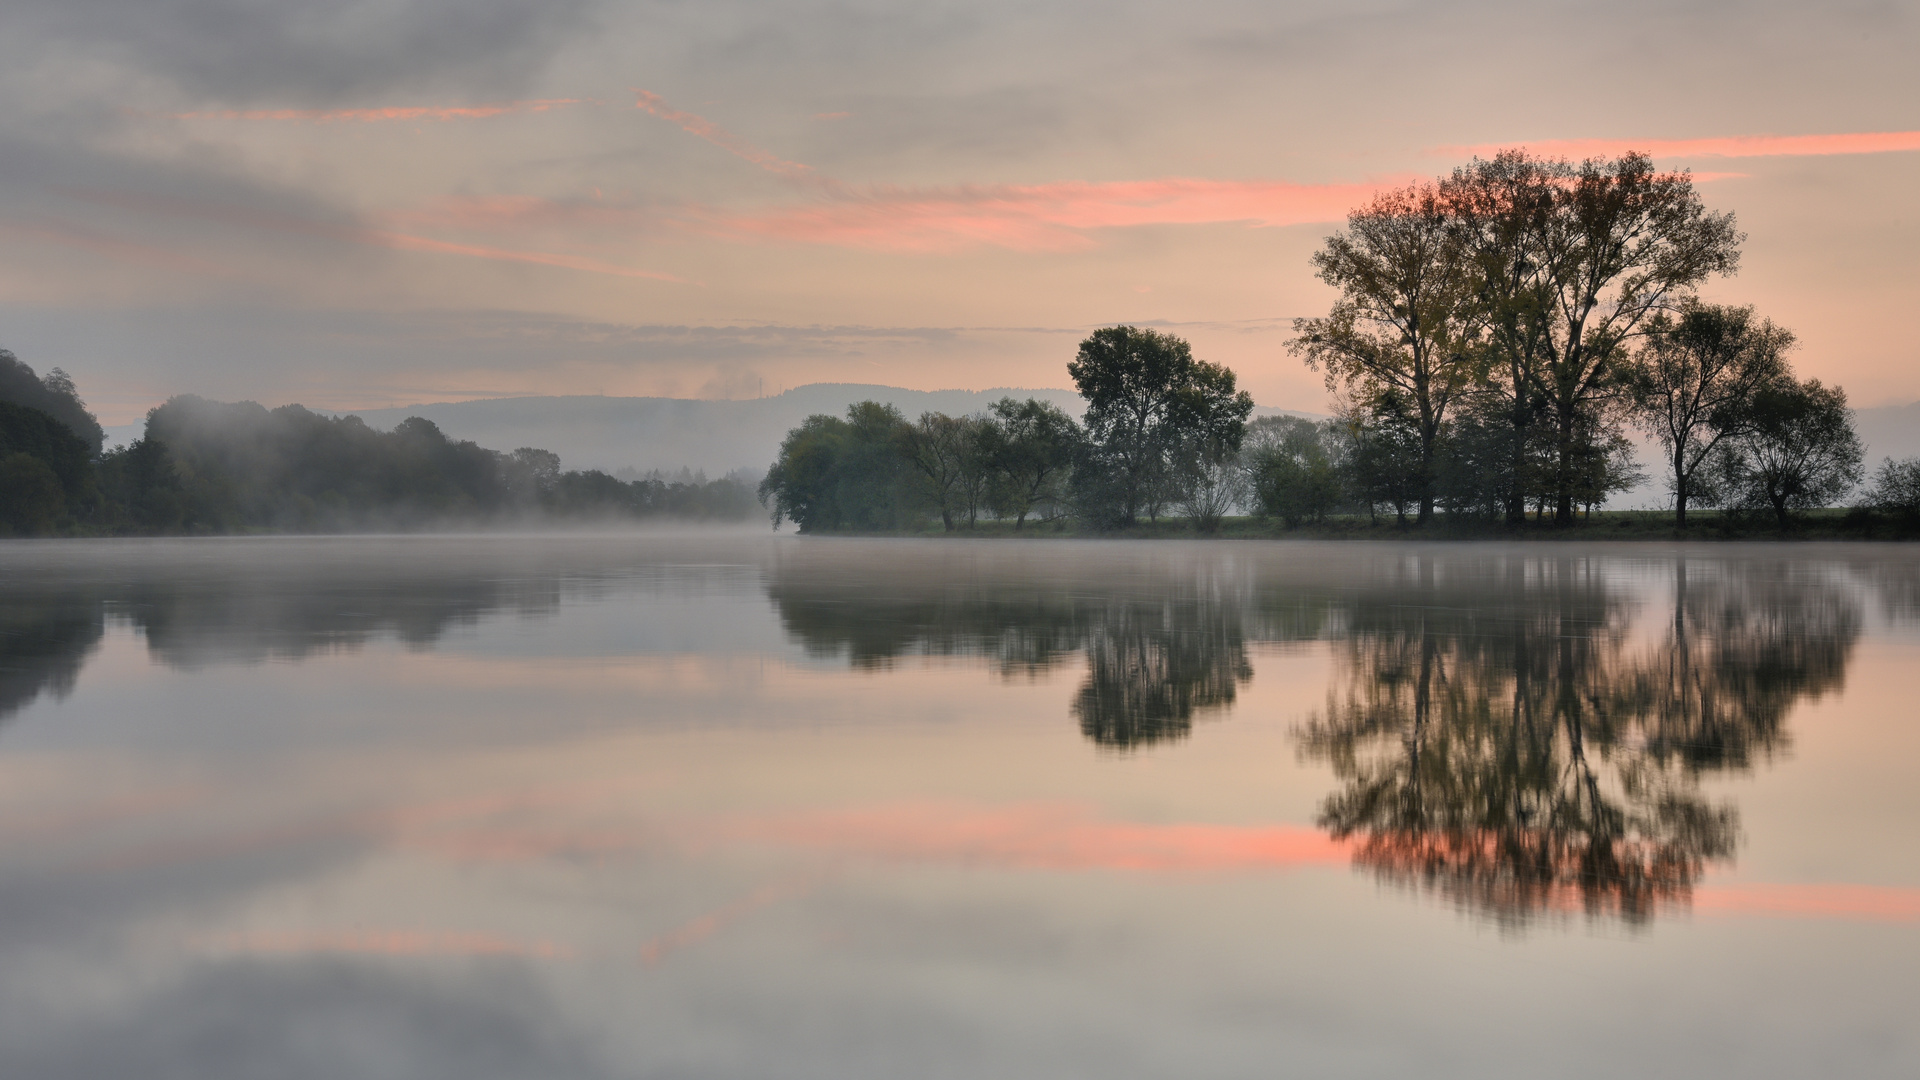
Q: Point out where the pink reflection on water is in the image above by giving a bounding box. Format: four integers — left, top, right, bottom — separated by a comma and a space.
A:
720, 801, 1349, 872
639, 875, 817, 967
1693, 883, 1920, 922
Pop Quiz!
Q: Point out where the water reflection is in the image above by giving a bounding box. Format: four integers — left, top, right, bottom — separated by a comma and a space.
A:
0, 588, 103, 722
0, 539, 1885, 929
766, 545, 1875, 925
0, 536, 734, 719
1298, 557, 1858, 925
766, 547, 1261, 748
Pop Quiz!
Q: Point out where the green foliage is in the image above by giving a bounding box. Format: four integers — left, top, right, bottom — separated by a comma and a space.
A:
0, 350, 103, 454
1245, 416, 1343, 528
897, 410, 992, 531
982, 397, 1080, 529
759, 402, 921, 532
0, 400, 92, 498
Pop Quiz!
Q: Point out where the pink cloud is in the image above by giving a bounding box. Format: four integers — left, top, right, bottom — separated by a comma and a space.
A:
632, 89, 814, 180
694, 176, 1394, 253
371, 229, 687, 281
168, 100, 583, 123
389, 173, 1388, 255
1435, 130, 1920, 161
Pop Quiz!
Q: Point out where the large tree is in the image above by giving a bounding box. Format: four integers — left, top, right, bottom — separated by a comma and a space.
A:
1292, 182, 1478, 523
1437, 152, 1743, 524
1626, 302, 1791, 526
1441, 153, 1560, 523
1068, 326, 1252, 528
1529, 152, 1742, 524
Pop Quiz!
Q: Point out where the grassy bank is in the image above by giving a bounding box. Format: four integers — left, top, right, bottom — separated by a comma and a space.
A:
837, 508, 1920, 542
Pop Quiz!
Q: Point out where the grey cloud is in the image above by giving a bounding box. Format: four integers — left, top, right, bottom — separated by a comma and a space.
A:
5, 0, 600, 105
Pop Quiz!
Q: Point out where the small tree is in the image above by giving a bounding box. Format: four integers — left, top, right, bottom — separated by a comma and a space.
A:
1176, 448, 1248, 533
1861, 457, 1920, 525
759, 402, 916, 532
983, 397, 1080, 529
898, 411, 986, 531
1068, 326, 1252, 528
1627, 303, 1791, 526
1712, 378, 1862, 527
1245, 416, 1343, 528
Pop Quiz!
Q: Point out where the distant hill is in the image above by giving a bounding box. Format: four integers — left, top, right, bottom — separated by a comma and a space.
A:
109, 384, 1319, 477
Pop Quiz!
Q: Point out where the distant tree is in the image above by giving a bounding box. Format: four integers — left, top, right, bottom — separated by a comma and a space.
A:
0, 453, 64, 535
1627, 303, 1791, 526
509, 447, 562, 496
0, 400, 93, 508
1068, 326, 1252, 528
898, 411, 988, 531
0, 350, 104, 454
1245, 416, 1343, 528
1174, 449, 1248, 533
1860, 457, 1920, 524
759, 401, 916, 532
1292, 181, 1478, 523
760, 415, 848, 532
983, 397, 1080, 529
1712, 378, 1863, 527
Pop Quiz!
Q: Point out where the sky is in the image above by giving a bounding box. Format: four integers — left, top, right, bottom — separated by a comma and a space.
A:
1, 0, 1917, 425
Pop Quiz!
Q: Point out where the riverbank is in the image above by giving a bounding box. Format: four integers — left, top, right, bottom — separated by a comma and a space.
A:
832, 508, 1920, 542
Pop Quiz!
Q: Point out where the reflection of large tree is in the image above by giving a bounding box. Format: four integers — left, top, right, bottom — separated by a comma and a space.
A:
1299, 558, 1858, 926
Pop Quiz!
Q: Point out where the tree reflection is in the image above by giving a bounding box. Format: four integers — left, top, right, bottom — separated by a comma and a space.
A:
1299, 557, 1859, 926
768, 558, 1270, 750
0, 593, 103, 723
1074, 597, 1251, 748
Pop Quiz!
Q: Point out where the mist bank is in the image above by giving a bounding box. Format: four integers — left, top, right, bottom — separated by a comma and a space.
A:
6, 389, 759, 536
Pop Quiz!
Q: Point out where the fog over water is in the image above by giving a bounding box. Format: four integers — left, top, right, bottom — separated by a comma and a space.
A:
2, 536, 1917, 1077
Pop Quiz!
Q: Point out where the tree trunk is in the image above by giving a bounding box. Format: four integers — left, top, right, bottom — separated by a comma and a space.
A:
1673, 447, 1689, 528
1505, 397, 1529, 526
1553, 410, 1576, 526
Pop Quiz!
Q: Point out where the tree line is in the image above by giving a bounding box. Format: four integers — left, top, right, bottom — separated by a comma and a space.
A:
0, 352, 756, 536
1292, 149, 1881, 529
762, 149, 1919, 535
759, 325, 1256, 533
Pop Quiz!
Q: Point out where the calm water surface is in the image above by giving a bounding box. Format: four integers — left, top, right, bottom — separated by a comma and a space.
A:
2, 535, 1917, 1078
